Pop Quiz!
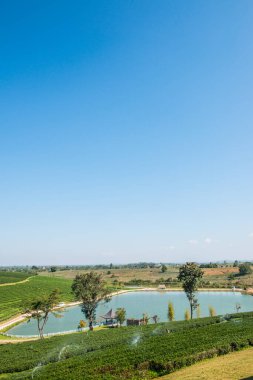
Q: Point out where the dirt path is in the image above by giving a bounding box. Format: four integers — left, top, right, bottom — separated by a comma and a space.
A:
0, 337, 37, 344
0, 276, 34, 287
0, 315, 28, 331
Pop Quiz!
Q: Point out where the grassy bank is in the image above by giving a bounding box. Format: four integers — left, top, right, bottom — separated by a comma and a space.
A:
160, 347, 253, 380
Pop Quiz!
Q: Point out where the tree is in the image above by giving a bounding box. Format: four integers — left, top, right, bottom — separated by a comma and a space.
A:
116, 308, 126, 326
78, 320, 86, 331
161, 264, 167, 273
184, 309, 190, 321
24, 288, 62, 339
71, 272, 111, 330
178, 262, 204, 319
209, 306, 216, 317
235, 303, 241, 313
239, 263, 252, 276
152, 315, 159, 324
228, 273, 235, 280
168, 302, 175, 321
142, 313, 149, 325
196, 305, 201, 318
50, 266, 57, 273
233, 260, 239, 267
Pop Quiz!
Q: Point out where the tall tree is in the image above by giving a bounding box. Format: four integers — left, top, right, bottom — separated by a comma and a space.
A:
196, 305, 201, 318
184, 309, 190, 321
71, 272, 111, 330
168, 302, 175, 321
209, 306, 216, 317
178, 262, 203, 319
24, 288, 62, 339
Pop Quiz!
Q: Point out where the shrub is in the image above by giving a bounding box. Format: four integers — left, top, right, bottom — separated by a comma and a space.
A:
184, 309, 190, 320
209, 306, 216, 317
239, 263, 252, 276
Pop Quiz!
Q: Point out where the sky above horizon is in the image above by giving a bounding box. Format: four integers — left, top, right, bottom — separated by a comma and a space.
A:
0, 0, 253, 265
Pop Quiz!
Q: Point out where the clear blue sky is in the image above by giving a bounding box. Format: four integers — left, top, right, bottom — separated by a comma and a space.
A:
1, 0, 253, 265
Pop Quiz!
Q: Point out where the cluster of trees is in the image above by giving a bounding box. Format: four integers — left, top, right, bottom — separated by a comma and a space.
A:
199, 263, 218, 268
167, 301, 216, 321
239, 263, 252, 276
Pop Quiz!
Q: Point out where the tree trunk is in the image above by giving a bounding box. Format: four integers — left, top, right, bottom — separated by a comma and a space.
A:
37, 319, 43, 339
89, 319, 93, 331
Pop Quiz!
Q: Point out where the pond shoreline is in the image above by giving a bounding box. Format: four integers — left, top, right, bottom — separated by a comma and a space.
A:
0, 287, 244, 336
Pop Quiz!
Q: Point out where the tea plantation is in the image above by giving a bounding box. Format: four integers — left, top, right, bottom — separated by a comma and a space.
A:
0, 276, 74, 322
1, 312, 253, 379
0, 272, 33, 285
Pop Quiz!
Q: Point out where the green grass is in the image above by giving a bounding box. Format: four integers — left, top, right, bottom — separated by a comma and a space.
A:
0, 272, 33, 285
159, 347, 253, 380
0, 312, 253, 379
0, 276, 74, 322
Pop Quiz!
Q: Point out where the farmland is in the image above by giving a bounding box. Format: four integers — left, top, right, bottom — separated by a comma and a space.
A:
0, 312, 253, 379
0, 276, 74, 322
40, 264, 253, 289
0, 272, 33, 285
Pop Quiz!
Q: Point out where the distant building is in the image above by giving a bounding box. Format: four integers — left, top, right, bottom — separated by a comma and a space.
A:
158, 284, 166, 290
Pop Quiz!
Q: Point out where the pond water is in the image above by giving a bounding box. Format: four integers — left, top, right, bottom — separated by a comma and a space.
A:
8, 291, 253, 336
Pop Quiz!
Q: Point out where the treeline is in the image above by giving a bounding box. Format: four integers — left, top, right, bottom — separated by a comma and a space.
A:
1, 261, 252, 273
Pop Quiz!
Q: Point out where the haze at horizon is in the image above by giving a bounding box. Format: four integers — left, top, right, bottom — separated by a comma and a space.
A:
0, 0, 253, 265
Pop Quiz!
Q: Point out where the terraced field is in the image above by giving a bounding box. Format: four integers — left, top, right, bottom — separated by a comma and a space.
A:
0, 312, 252, 379
0, 276, 74, 322
0, 272, 33, 285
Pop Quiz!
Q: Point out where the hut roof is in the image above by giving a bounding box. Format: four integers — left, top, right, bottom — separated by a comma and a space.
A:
101, 309, 117, 319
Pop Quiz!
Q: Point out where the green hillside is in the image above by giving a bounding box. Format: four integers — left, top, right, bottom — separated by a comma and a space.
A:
1, 312, 253, 379
0, 272, 33, 285
0, 276, 74, 322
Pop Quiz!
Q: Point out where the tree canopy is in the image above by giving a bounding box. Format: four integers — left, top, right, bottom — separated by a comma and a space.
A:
178, 262, 203, 319
24, 288, 62, 338
116, 308, 126, 326
239, 263, 252, 276
71, 272, 111, 329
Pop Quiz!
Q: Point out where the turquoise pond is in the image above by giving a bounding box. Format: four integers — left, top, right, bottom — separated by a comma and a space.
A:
8, 291, 253, 336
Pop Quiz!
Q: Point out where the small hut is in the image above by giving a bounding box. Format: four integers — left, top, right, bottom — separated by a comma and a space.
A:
100, 309, 117, 326
127, 318, 143, 326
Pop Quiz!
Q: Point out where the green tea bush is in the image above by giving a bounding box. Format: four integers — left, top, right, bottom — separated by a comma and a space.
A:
0, 312, 252, 379
0, 276, 73, 322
